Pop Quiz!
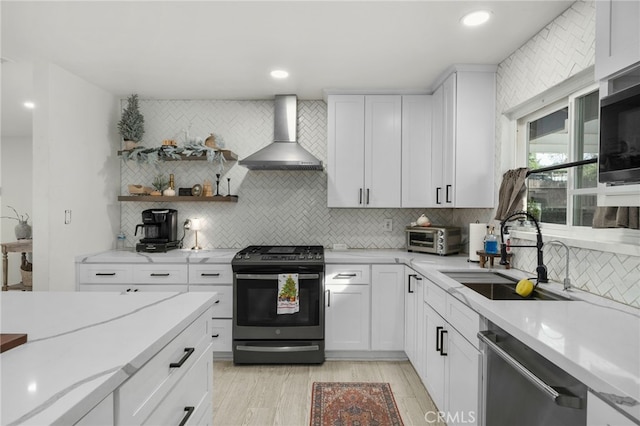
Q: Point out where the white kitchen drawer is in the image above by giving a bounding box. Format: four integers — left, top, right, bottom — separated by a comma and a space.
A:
423, 278, 447, 315
446, 294, 481, 349
188, 284, 232, 318
78, 264, 133, 284
211, 319, 232, 352
79, 284, 187, 293
325, 264, 370, 285
188, 264, 233, 284
133, 265, 188, 284
117, 310, 210, 425
143, 343, 212, 426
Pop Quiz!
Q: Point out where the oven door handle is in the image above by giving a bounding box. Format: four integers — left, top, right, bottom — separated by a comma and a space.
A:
235, 273, 320, 280
478, 331, 583, 409
236, 345, 321, 353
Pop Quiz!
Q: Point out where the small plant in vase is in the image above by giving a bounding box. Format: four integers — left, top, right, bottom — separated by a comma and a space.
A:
151, 175, 169, 196
118, 94, 145, 150
1, 205, 32, 240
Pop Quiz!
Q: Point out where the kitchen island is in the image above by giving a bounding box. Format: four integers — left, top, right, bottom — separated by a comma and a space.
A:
0, 291, 217, 425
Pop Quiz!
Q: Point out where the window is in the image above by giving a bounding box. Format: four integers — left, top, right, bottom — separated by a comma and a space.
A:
518, 86, 599, 227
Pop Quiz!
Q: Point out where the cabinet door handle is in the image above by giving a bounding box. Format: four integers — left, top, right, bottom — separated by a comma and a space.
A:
214, 299, 220, 304
212, 334, 220, 338
446, 185, 452, 204
170, 347, 195, 368
366, 188, 370, 205
436, 326, 443, 352
150, 273, 170, 277
178, 406, 195, 426
408, 274, 416, 293
334, 273, 357, 279
359, 188, 363, 205
201, 273, 220, 277
95, 272, 116, 276
436, 187, 442, 204
125, 288, 139, 292
326, 289, 331, 307
439, 329, 448, 356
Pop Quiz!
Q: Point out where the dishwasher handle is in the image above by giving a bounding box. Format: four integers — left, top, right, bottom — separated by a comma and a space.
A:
478, 331, 583, 409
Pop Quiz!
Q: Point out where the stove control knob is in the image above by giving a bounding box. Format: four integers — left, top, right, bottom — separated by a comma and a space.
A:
244, 254, 250, 259
235, 254, 243, 259
316, 254, 323, 259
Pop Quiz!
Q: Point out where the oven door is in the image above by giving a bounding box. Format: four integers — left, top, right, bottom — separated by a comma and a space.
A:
407, 229, 437, 253
233, 272, 324, 340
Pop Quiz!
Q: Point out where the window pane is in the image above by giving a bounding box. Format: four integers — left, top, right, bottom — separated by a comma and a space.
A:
527, 170, 567, 225
528, 107, 569, 169
573, 194, 597, 226
574, 90, 599, 189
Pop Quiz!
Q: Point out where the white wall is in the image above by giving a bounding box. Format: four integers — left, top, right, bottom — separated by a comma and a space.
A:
0, 136, 32, 285
33, 62, 120, 291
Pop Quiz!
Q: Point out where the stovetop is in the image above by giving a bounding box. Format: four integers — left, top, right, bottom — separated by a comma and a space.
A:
232, 245, 324, 266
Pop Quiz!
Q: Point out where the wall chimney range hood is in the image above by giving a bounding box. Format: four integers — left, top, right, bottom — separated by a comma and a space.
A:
239, 95, 323, 170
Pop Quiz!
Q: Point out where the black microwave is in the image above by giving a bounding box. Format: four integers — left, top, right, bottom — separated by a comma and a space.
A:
599, 82, 640, 185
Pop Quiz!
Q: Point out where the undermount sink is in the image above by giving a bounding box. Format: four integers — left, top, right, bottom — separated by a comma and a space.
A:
442, 271, 572, 301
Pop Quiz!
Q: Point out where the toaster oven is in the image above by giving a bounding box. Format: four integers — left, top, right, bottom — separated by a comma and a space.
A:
406, 226, 461, 255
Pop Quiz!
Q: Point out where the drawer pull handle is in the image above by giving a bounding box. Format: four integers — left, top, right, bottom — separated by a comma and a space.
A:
95, 273, 116, 276
126, 288, 139, 292
334, 273, 357, 279
170, 347, 195, 368
150, 273, 170, 277
201, 273, 220, 277
178, 406, 195, 426
212, 334, 220, 338
214, 299, 220, 304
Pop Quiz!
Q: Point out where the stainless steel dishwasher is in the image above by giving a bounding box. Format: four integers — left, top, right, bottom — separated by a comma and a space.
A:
478, 322, 587, 426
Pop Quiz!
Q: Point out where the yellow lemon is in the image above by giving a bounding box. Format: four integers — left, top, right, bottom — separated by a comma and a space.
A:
516, 279, 534, 297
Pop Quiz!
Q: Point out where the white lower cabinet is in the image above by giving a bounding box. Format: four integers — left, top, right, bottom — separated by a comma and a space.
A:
210, 319, 232, 352
587, 391, 636, 426
325, 282, 370, 351
371, 265, 404, 351
420, 273, 481, 426
78, 284, 187, 292
404, 269, 424, 375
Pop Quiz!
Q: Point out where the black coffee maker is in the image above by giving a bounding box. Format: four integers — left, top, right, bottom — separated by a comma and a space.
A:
134, 209, 180, 252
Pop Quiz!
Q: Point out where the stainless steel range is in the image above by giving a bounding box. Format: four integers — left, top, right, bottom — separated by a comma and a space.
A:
231, 245, 325, 364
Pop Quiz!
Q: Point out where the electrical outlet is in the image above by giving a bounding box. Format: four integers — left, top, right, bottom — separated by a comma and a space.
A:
383, 218, 393, 232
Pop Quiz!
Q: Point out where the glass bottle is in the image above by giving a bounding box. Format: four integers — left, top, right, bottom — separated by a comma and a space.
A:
484, 226, 499, 254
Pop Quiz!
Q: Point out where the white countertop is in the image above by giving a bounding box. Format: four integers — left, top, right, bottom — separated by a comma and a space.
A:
0, 291, 217, 425
74, 248, 640, 422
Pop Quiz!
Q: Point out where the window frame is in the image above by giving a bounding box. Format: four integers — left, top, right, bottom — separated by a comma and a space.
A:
516, 84, 599, 229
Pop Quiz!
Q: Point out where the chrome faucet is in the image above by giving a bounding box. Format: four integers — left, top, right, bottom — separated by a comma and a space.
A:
499, 210, 548, 283
546, 240, 572, 291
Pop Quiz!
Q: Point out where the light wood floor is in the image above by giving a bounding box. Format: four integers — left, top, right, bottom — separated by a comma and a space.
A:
213, 360, 444, 426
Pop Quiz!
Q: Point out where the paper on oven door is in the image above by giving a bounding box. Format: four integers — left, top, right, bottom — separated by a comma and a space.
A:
277, 273, 299, 314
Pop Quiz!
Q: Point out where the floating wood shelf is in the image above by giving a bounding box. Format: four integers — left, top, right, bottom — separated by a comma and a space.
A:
118, 195, 238, 202
117, 149, 238, 162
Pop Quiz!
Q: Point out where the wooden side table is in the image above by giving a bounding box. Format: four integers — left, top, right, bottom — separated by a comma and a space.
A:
1, 240, 33, 291
476, 250, 512, 269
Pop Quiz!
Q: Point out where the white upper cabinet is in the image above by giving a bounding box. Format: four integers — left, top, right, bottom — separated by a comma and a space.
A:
595, 0, 640, 80
327, 94, 402, 208
430, 68, 496, 208
402, 95, 433, 207
327, 95, 366, 208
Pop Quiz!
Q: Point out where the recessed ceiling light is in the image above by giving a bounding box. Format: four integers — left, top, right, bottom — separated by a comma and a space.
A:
461, 10, 491, 27
270, 70, 289, 79
23, 101, 35, 109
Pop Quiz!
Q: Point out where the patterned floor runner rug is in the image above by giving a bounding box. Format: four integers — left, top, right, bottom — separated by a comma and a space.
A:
310, 382, 404, 426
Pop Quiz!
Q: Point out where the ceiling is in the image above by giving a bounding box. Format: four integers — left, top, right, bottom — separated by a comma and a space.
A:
1, 0, 575, 137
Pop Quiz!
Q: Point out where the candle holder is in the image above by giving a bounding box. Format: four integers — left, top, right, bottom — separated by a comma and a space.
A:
215, 174, 221, 196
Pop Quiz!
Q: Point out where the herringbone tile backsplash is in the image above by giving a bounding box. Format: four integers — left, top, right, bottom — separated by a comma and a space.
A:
120, 100, 452, 251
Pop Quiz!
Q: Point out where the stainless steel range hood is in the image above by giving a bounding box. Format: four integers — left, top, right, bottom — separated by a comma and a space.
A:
239, 95, 323, 170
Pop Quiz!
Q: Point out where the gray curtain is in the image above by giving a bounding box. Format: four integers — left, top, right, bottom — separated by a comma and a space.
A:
495, 168, 529, 221
592, 207, 640, 230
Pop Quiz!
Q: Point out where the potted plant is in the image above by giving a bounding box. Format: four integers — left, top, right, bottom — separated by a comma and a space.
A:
151, 175, 169, 196
1, 205, 32, 240
118, 94, 145, 150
